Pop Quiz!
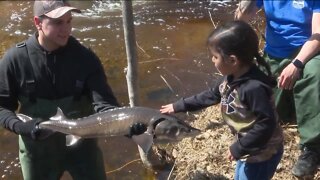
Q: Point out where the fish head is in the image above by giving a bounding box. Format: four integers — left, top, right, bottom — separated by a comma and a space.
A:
152, 115, 201, 143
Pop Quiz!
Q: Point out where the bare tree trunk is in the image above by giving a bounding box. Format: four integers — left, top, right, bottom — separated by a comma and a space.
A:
121, 0, 139, 107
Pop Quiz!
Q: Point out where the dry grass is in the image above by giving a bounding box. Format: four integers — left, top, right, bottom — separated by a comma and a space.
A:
161, 106, 320, 180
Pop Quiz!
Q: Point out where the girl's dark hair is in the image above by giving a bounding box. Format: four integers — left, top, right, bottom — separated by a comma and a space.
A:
207, 20, 272, 78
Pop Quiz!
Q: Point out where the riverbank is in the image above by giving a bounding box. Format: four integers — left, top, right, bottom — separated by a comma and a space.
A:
163, 106, 320, 180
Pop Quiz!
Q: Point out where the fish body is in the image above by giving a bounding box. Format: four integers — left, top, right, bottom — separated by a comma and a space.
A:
17, 106, 201, 170
39, 106, 200, 141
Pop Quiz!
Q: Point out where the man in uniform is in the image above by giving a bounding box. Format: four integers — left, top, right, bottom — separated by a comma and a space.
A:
0, 0, 121, 179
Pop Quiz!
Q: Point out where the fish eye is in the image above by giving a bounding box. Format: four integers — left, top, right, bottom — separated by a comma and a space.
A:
186, 128, 191, 133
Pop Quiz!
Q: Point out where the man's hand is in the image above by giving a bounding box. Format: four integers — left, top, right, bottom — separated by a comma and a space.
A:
13, 118, 53, 140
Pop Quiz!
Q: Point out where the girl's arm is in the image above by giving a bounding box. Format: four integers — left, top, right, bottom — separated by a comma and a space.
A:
172, 77, 223, 113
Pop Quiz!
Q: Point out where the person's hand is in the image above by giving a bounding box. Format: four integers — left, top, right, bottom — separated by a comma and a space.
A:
160, 104, 174, 114
14, 118, 53, 140
227, 149, 236, 161
277, 63, 301, 90
234, 0, 258, 21
127, 122, 147, 138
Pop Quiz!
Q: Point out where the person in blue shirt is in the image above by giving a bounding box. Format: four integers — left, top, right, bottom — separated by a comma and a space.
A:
235, 0, 320, 178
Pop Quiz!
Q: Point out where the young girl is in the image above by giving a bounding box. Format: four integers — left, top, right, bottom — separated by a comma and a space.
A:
160, 21, 283, 180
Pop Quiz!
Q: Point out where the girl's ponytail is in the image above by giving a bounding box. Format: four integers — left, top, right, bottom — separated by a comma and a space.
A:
255, 52, 277, 86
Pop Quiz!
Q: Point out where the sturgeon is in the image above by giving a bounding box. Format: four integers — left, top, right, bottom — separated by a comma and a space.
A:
17, 106, 201, 169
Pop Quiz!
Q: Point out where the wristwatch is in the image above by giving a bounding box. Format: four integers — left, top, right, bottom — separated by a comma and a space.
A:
291, 59, 304, 69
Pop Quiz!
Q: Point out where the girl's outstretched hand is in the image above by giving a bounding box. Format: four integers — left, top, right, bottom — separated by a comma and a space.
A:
227, 149, 236, 161
160, 104, 174, 114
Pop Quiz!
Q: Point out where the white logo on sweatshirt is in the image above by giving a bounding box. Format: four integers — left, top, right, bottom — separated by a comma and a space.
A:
292, 0, 305, 9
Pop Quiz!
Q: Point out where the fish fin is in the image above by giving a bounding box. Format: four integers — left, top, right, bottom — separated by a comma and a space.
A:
132, 132, 154, 153
66, 135, 81, 146
137, 145, 153, 169
16, 114, 33, 122
50, 107, 67, 121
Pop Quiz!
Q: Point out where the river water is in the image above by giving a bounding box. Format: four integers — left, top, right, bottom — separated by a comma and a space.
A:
0, 1, 237, 179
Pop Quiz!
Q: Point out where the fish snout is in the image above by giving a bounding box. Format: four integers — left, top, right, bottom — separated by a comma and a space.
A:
153, 118, 201, 143
188, 127, 201, 137
177, 126, 201, 140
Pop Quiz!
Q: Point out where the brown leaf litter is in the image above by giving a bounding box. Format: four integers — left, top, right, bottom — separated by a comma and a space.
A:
157, 106, 320, 180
